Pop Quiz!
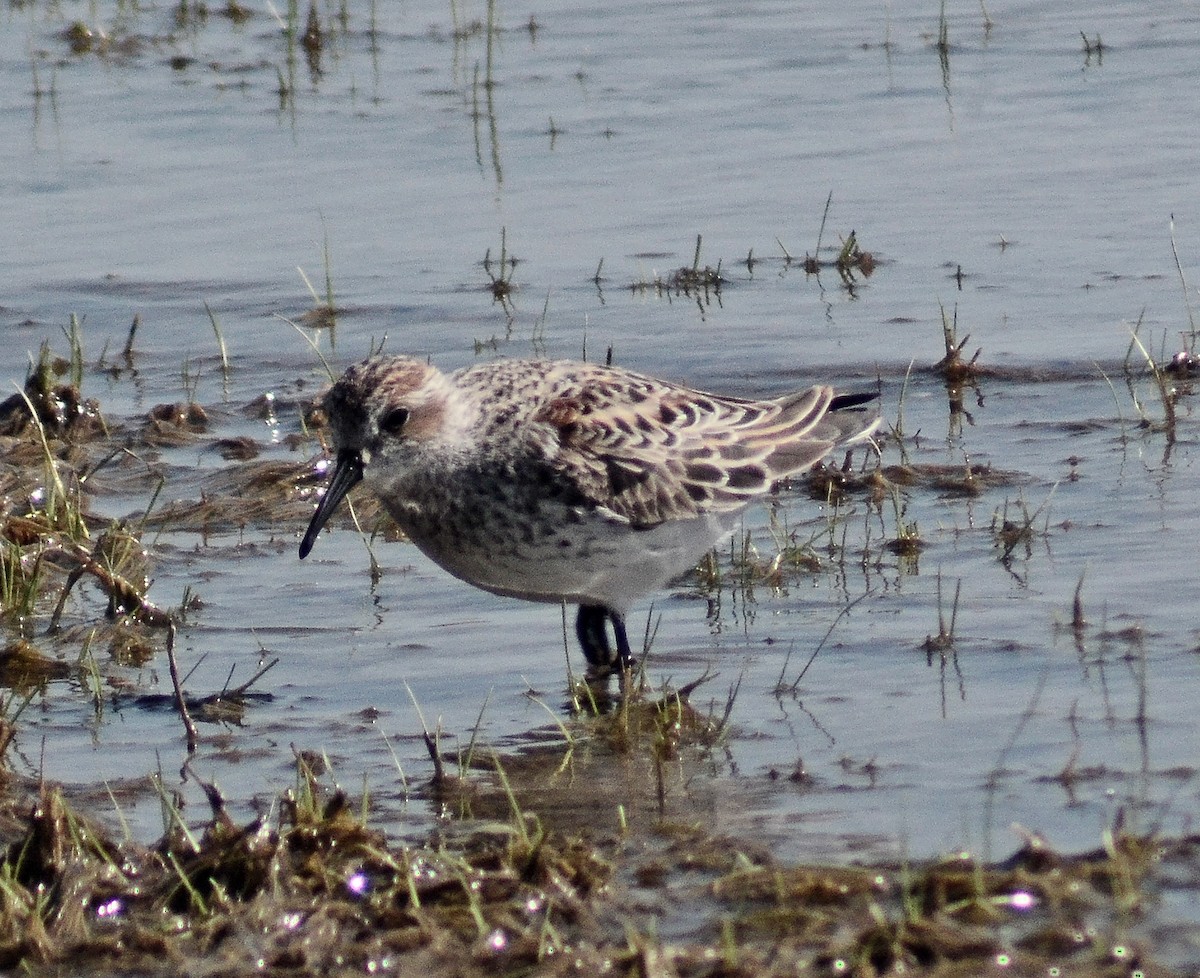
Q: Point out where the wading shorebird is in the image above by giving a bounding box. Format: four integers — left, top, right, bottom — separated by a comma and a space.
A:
299, 356, 878, 677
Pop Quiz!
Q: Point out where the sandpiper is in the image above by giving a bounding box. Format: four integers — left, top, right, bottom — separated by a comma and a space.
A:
299, 356, 878, 676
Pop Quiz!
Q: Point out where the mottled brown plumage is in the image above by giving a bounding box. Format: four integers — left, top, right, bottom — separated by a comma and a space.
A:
300, 356, 878, 675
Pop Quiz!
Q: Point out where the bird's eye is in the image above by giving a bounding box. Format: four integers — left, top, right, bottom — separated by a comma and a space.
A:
380, 407, 410, 435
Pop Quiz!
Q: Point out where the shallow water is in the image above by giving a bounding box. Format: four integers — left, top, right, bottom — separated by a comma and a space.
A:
4, 0, 1200, 961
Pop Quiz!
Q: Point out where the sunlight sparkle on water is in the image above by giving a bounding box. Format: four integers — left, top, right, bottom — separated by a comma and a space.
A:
95, 898, 122, 918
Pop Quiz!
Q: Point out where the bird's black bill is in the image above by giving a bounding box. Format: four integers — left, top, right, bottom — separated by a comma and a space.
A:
298, 450, 364, 559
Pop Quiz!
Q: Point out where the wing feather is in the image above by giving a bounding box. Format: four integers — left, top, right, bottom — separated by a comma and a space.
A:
534, 369, 876, 529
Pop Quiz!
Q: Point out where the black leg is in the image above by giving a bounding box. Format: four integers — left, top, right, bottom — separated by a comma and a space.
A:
575, 604, 635, 676
575, 604, 613, 669
609, 611, 634, 669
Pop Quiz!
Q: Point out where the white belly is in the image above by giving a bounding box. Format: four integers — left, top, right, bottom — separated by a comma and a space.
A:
409, 506, 745, 613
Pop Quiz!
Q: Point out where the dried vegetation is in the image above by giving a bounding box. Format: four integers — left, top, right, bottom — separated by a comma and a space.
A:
11, 1, 1200, 971
0, 744, 1190, 976
0, 318, 1195, 975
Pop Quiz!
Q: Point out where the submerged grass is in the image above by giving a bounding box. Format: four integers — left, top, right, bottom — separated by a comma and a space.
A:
296, 226, 340, 330
0, 748, 1188, 976
1125, 321, 1178, 445
1, 287, 1196, 974
9, 2, 1200, 970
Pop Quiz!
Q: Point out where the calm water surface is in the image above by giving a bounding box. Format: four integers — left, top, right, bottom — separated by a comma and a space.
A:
4, 0, 1200, 942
